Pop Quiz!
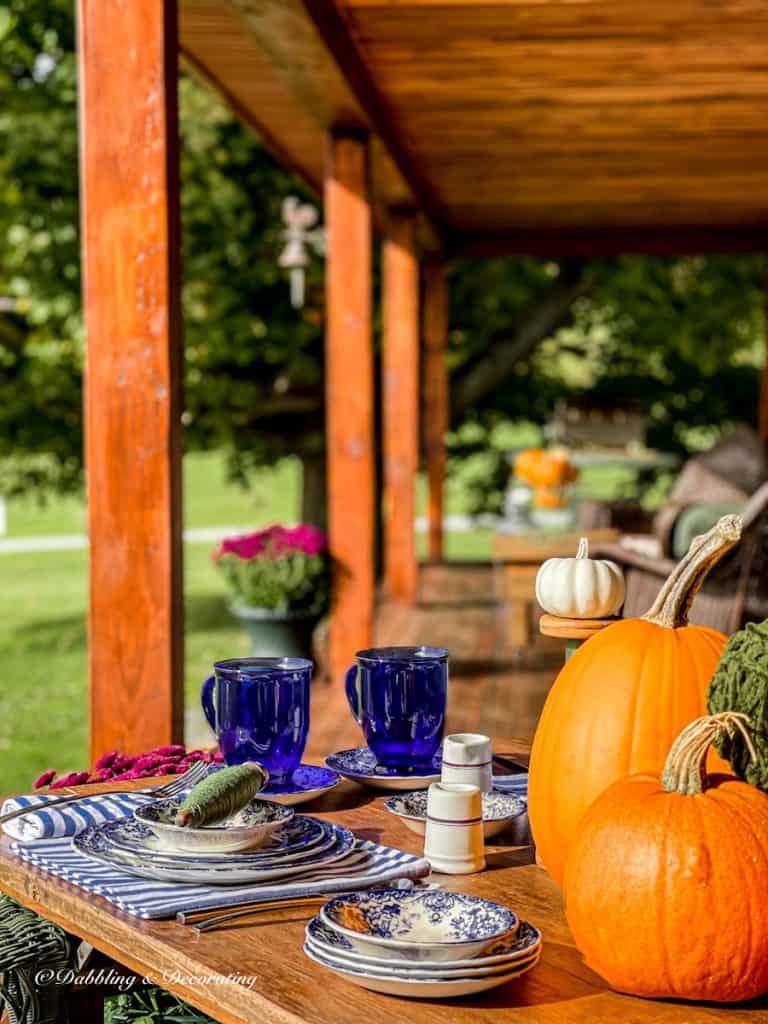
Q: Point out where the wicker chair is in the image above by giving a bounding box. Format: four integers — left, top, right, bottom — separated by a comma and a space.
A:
595, 480, 768, 635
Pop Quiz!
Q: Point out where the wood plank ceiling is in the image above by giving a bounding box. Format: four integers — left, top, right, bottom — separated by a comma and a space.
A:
179, 0, 768, 255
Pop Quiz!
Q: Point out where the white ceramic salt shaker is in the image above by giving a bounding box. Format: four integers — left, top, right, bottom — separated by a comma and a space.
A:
440, 733, 493, 793
424, 782, 485, 875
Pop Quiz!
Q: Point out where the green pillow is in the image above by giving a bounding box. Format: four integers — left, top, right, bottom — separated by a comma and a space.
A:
672, 502, 743, 560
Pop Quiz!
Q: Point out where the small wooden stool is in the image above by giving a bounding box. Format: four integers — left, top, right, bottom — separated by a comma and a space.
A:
539, 612, 617, 660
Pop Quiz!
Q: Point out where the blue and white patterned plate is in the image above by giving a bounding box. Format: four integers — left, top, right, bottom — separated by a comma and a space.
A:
320, 888, 517, 962
384, 789, 525, 839
303, 941, 539, 998
306, 917, 541, 972
261, 764, 341, 806
101, 814, 332, 866
325, 748, 441, 791
74, 818, 355, 884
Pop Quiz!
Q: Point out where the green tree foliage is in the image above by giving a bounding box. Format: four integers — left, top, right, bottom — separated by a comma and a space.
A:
0, 0, 323, 498
0, 0, 764, 510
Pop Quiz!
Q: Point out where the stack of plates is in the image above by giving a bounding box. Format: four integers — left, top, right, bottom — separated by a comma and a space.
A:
73, 814, 355, 885
304, 889, 541, 998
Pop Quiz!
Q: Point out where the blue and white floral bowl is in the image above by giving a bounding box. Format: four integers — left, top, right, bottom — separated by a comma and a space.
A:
384, 789, 525, 839
133, 796, 294, 854
320, 889, 517, 962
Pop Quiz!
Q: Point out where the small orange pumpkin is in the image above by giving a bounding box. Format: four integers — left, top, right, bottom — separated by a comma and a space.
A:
515, 448, 577, 489
529, 515, 740, 886
564, 713, 768, 1003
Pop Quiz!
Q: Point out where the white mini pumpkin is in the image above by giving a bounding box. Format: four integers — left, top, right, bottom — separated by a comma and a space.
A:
535, 538, 624, 619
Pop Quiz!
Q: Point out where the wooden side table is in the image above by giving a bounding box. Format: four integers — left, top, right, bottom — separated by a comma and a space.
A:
539, 612, 617, 660
492, 528, 619, 650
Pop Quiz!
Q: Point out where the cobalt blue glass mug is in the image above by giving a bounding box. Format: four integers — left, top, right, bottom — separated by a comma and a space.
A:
344, 646, 449, 769
201, 657, 312, 787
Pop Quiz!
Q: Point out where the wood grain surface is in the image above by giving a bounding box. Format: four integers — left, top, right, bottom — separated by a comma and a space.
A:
78, 0, 184, 760
422, 259, 448, 562
3, 742, 767, 1024
382, 208, 419, 604
325, 132, 375, 682
180, 0, 768, 252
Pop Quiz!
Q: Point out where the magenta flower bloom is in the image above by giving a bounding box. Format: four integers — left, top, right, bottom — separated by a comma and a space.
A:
50, 771, 91, 790
33, 769, 57, 790
94, 749, 120, 771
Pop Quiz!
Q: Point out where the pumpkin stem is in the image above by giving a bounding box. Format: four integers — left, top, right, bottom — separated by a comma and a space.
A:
661, 712, 756, 795
641, 515, 742, 628
576, 537, 589, 559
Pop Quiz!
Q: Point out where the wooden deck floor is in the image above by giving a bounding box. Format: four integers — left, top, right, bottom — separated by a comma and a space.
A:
306, 562, 561, 758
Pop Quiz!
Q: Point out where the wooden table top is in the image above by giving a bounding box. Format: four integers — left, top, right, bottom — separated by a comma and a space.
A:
1, 739, 766, 1024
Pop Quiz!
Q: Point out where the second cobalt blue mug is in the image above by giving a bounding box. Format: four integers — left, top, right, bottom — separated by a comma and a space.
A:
201, 657, 312, 786
344, 646, 449, 769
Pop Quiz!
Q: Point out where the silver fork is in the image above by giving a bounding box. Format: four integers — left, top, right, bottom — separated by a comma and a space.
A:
0, 760, 210, 827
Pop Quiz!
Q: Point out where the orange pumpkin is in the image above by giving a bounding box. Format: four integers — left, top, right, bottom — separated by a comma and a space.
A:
515, 448, 577, 489
529, 515, 740, 886
564, 713, 768, 1002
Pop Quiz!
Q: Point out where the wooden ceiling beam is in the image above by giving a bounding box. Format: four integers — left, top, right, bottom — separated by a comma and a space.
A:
453, 225, 768, 260
179, 0, 443, 252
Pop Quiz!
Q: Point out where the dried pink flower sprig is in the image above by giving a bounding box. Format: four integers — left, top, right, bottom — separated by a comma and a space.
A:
214, 524, 326, 562
32, 745, 224, 791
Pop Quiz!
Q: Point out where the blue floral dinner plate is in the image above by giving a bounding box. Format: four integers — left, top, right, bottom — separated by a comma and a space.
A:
99, 814, 332, 866
74, 818, 355, 885
325, 747, 441, 791
261, 764, 341, 806
303, 941, 539, 998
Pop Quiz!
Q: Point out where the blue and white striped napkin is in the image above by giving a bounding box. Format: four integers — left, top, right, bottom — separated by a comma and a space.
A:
1, 792, 149, 841
13, 835, 431, 919
491, 773, 528, 797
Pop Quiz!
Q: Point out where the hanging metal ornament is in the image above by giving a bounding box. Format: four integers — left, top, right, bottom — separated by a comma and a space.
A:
279, 196, 326, 308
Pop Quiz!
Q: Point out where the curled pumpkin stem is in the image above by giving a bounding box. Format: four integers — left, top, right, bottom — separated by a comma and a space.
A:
661, 712, 756, 796
576, 537, 589, 559
642, 515, 742, 629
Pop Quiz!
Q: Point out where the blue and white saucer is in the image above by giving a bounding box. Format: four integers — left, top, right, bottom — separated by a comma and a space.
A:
306, 917, 541, 973
325, 747, 441, 791
384, 789, 526, 839
262, 764, 341, 806
303, 941, 539, 998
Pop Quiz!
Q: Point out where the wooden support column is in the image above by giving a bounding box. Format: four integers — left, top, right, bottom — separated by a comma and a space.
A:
423, 259, 449, 562
325, 131, 374, 679
79, 0, 184, 759
383, 208, 420, 602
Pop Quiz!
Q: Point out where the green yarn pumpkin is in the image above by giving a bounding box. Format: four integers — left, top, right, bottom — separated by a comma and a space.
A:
707, 619, 768, 789
174, 762, 268, 827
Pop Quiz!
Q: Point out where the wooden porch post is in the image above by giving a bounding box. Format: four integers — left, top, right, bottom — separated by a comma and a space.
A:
382, 208, 420, 603
325, 131, 374, 679
423, 259, 449, 561
78, 0, 184, 759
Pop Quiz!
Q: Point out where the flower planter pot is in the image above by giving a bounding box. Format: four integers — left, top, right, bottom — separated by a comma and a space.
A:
230, 604, 316, 660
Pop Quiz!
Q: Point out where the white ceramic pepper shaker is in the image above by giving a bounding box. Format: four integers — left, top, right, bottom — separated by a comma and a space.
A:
424, 782, 485, 875
441, 733, 493, 793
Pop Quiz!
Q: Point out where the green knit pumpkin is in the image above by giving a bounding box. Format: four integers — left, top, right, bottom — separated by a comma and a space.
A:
707, 619, 768, 789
